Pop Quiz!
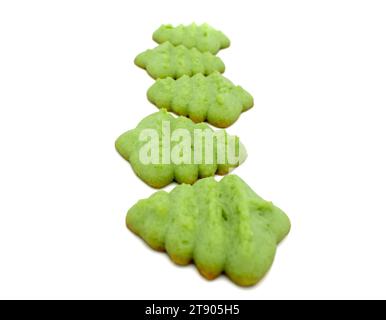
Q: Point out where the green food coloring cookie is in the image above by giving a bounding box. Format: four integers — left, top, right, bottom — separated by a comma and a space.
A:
126, 175, 291, 287
135, 42, 225, 79
153, 23, 230, 54
147, 72, 254, 128
116, 110, 246, 188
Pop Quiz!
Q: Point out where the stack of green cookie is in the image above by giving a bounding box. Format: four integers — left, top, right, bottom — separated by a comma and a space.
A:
116, 23, 290, 287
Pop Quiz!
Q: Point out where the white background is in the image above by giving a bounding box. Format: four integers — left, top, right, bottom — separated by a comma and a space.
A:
0, 0, 385, 300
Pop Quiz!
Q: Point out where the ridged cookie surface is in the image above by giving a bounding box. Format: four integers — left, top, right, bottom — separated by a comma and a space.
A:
147, 72, 254, 128
153, 23, 230, 54
126, 175, 291, 287
116, 110, 246, 188
135, 42, 225, 79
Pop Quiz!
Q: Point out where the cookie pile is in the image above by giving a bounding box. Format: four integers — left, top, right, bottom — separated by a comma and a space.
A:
117, 23, 291, 287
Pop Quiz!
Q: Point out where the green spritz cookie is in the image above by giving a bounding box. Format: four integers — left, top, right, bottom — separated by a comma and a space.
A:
147, 72, 254, 128
153, 23, 231, 55
126, 175, 291, 287
134, 42, 225, 79
115, 110, 246, 188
